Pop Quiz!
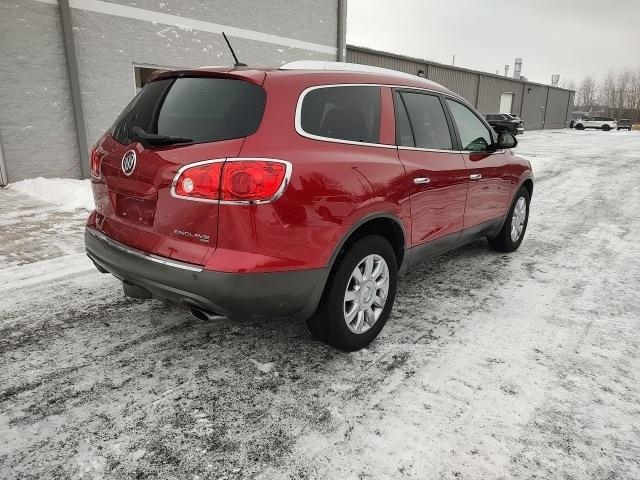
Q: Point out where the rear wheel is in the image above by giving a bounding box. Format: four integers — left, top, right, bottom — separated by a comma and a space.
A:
488, 187, 530, 253
602, 124, 610, 131
307, 235, 398, 351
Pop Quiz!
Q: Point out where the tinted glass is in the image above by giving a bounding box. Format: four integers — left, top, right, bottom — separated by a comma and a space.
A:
399, 92, 452, 150
111, 77, 266, 145
446, 99, 493, 151
393, 92, 415, 147
301, 86, 381, 143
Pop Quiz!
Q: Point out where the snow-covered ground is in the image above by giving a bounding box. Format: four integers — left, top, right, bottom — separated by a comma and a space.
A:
8, 177, 94, 212
1, 129, 639, 479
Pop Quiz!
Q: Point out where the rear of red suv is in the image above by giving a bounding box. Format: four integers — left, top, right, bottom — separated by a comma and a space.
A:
86, 69, 327, 324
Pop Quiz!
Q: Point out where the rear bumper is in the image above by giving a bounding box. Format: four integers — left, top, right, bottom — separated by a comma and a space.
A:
85, 227, 326, 320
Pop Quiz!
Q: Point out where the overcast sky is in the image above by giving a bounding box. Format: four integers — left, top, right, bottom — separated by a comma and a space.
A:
347, 0, 640, 85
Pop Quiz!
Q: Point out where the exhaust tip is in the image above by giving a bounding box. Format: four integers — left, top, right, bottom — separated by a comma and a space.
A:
189, 307, 225, 322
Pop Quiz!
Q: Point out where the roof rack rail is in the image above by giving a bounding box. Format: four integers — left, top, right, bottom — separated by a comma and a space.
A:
279, 60, 436, 84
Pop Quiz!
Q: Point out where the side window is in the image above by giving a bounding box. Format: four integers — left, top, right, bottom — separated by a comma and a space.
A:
393, 92, 415, 147
300, 86, 381, 143
446, 99, 493, 152
396, 91, 453, 150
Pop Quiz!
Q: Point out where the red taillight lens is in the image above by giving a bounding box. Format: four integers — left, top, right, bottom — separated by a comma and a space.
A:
174, 162, 223, 200
172, 159, 289, 203
221, 161, 288, 202
90, 147, 101, 178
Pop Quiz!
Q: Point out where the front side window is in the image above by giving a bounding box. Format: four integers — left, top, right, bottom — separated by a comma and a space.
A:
111, 77, 266, 145
395, 91, 452, 150
446, 99, 493, 152
300, 86, 381, 144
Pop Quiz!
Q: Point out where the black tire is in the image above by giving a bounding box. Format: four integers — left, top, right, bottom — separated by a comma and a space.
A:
306, 235, 398, 351
602, 124, 610, 131
488, 187, 530, 253
575, 123, 584, 130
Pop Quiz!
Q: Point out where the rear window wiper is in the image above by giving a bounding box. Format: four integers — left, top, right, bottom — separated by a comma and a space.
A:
131, 126, 193, 147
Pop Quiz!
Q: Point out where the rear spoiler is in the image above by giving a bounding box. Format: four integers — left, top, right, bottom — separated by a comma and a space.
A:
151, 68, 267, 86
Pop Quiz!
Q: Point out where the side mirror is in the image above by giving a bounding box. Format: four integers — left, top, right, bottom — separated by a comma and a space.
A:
496, 131, 517, 149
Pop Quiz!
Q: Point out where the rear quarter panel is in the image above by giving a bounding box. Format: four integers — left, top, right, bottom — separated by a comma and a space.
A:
209, 74, 411, 273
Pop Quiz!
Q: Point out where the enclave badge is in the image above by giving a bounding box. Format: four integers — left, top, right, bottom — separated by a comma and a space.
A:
174, 229, 210, 243
121, 150, 137, 176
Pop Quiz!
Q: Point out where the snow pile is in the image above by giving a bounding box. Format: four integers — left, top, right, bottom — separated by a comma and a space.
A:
8, 177, 94, 211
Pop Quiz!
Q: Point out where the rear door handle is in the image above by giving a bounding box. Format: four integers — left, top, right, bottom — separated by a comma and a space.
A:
413, 177, 430, 185
469, 174, 482, 181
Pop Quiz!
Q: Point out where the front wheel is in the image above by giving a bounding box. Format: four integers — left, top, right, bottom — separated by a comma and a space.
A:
575, 123, 585, 130
488, 187, 530, 253
306, 235, 398, 351
602, 124, 610, 131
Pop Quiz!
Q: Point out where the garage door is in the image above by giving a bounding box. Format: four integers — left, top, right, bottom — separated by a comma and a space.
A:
499, 93, 514, 113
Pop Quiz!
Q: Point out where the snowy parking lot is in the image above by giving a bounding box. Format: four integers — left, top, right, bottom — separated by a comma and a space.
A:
1, 129, 639, 479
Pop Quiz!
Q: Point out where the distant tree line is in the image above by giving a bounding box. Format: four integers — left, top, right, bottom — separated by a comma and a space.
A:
561, 68, 640, 122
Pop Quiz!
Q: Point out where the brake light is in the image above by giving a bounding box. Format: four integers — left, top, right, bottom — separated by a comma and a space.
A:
221, 160, 288, 202
173, 161, 223, 201
90, 147, 101, 178
171, 159, 290, 204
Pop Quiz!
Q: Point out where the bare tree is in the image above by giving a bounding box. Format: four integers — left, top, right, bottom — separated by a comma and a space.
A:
600, 70, 617, 116
577, 75, 597, 111
559, 78, 577, 91
615, 69, 633, 115
630, 68, 640, 123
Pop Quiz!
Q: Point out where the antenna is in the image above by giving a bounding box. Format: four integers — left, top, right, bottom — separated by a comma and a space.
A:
222, 32, 247, 67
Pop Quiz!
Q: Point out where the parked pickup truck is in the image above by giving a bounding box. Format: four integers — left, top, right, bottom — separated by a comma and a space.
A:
617, 119, 632, 131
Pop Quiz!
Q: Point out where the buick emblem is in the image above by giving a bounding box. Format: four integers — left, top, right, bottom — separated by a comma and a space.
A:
121, 150, 137, 176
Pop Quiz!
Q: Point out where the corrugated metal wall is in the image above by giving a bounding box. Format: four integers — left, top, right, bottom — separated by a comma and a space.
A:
428, 65, 479, 105
477, 76, 522, 115
347, 46, 574, 131
544, 88, 571, 129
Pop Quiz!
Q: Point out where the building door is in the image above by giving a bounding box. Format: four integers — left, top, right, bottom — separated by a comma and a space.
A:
499, 93, 514, 114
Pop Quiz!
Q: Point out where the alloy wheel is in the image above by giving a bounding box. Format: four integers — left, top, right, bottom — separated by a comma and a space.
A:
343, 254, 389, 334
511, 196, 527, 242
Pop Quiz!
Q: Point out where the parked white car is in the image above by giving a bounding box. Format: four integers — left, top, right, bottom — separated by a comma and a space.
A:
574, 116, 618, 131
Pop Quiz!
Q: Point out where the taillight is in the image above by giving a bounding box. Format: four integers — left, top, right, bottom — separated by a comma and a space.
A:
221, 160, 288, 202
171, 159, 290, 204
90, 147, 101, 178
173, 161, 223, 201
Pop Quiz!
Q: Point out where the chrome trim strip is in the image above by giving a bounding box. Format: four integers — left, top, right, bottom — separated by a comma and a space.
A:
294, 83, 476, 150
398, 146, 462, 154
169, 158, 293, 206
86, 227, 204, 272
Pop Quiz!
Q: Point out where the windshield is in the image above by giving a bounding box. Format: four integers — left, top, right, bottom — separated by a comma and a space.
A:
110, 77, 266, 146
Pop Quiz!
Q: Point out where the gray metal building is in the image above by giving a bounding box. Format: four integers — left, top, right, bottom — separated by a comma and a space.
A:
0, 0, 347, 185
347, 45, 575, 132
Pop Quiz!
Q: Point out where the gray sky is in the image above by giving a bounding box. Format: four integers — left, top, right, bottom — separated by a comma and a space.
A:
347, 0, 640, 85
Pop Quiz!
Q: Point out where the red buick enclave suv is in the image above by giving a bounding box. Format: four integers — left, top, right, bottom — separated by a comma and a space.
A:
85, 61, 533, 350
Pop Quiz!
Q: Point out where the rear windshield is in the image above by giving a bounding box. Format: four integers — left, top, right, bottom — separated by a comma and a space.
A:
110, 77, 266, 145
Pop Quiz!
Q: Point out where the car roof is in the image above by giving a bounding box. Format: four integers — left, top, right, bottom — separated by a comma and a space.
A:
153, 61, 459, 98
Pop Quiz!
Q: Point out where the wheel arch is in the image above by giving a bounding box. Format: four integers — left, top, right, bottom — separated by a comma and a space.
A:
293, 213, 407, 321
328, 213, 407, 273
